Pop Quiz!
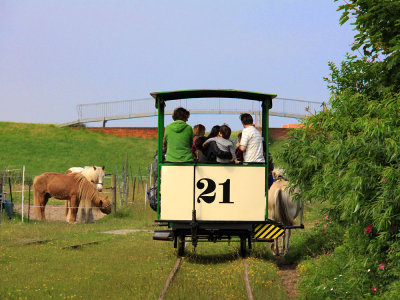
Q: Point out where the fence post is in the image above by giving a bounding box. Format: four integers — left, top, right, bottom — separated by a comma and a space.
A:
21, 165, 25, 222
112, 174, 117, 215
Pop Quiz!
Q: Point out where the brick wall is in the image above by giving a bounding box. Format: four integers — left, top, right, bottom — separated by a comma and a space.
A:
82, 127, 157, 139
269, 128, 290, 140
79, 127, 290, 140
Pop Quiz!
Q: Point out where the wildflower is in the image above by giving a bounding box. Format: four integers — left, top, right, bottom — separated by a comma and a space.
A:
382, 178, 388, 183
365, 224, 372, 233
324, 224, 328, 228
315, 222, 319, 226
368, 269, 371, 272
330, 288, 334, 291
325, 215, 329, 220
371, 286, 377, 292
380, 262, 385, 271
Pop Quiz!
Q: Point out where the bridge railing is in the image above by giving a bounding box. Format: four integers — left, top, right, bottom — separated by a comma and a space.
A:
59, 97, 324, 127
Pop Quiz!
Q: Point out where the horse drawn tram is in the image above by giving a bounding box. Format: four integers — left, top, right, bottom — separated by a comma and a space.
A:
151, 89, 303, 256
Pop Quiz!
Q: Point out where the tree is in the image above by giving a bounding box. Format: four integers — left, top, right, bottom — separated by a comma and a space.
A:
278, 1, 400, 296
335, 0, 400, 92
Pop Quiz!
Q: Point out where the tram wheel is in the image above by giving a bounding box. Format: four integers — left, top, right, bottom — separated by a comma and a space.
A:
177, 235, 185, 257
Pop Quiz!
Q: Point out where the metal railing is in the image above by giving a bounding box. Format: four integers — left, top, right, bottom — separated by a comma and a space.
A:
59, 97, 325, 127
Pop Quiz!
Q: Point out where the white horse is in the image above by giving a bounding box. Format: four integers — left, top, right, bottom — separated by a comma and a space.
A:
66, 166, 106, 223
67, 166, 105, 192
268, 178, 301, 255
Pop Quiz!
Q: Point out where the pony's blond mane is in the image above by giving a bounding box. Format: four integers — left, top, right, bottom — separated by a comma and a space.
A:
70, 173, 100, 206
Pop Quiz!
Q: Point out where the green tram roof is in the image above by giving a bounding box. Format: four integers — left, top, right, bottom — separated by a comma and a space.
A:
150, 89, 276, 109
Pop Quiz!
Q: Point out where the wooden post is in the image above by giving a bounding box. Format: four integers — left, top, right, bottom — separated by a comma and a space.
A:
8, 177, 13, 203
132, 177, 136, 203
112, 174, 117, 215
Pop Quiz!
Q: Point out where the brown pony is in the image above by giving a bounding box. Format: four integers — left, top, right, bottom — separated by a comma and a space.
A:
33, 172, 111, 223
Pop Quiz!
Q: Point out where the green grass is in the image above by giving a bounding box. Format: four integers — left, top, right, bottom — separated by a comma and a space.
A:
0, 122, 157, 178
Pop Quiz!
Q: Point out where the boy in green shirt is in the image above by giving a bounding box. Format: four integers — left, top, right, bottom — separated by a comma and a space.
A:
163, 107, 194, 162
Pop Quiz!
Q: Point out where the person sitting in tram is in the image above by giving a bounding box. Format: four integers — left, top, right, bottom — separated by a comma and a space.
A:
195, 134, 233, 163
238, 113, 265, 163
163, 107, 194, 163
202, 124, 237, 164
235, 132, 244, 162
207, 125, 220, 139
191, 124, 206, 154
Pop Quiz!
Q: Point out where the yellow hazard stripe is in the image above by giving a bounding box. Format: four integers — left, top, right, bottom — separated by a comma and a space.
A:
270, 229, 285, 239
254, 224, 271, 238
261, 226, 280, 239
254, 224, 285, 239
254, 224, 263, 232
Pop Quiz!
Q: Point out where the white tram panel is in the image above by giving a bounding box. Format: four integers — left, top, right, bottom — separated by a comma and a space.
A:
160, 166, 266, 221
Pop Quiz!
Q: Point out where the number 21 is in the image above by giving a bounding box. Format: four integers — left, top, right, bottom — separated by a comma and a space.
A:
196, 178, 233, 204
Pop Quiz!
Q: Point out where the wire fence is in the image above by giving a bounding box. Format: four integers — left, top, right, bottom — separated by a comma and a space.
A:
0, 162, 152, 224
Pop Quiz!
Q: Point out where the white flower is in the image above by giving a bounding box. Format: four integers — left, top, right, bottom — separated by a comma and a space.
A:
368, 269, 371, 272
331, 288, 334, 291
334, 277, 337, 280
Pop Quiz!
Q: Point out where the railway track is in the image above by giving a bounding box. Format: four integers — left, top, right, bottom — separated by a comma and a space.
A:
158, 242, 254, 300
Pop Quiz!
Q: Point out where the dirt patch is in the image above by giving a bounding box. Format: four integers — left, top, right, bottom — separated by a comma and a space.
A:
13, 204, 107, 223
275, 256, 299, 299
102, 229, 153, 235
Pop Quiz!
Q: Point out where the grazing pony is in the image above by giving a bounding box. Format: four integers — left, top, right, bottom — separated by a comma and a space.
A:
268, 177, 301, 255
33, 172, 111, 223
66, 166, 105, 192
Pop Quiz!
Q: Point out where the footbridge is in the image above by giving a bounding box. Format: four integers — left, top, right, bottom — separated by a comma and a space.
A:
59, 96, 324, 127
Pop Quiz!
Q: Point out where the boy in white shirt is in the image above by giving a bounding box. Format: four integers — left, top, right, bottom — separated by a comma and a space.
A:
238, 113, 265, 163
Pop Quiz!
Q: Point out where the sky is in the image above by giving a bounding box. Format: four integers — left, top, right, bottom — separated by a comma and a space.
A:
1, 1, 355, 130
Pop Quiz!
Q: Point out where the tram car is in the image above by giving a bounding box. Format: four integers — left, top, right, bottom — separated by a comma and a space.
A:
151, 89, 302, 256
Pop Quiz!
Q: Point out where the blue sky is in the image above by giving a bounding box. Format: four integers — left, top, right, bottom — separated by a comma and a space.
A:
1, 1, 355, 130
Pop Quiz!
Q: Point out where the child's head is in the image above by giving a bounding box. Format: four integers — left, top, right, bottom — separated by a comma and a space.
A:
172, 107, 190, 121
208, 125, 220, 138
240, 113, 253, 125
219, 124, 231, 139
237, 132, 242, 142
193, 124, 205, 137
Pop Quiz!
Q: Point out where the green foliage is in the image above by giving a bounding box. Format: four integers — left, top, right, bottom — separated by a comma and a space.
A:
335, 0, 400, 92
279, 1, 400, 294
285, 215, 344, 264
336, 0, 400, 56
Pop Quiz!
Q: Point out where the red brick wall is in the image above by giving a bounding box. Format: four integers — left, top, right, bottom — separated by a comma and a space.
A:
269, 128, 290, 140
78, 127, 289, 140
81, 127, 157, 139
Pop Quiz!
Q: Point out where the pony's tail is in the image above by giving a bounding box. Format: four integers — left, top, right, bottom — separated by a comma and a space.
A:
276, 189, 293, 226
33, 176, 42, 218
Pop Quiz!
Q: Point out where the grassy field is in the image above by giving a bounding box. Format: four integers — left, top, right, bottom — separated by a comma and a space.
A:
0, 122, 326, 299
0, 122, 157, 178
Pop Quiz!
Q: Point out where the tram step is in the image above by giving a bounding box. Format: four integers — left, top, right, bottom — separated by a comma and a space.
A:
153, 231, 173, 241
